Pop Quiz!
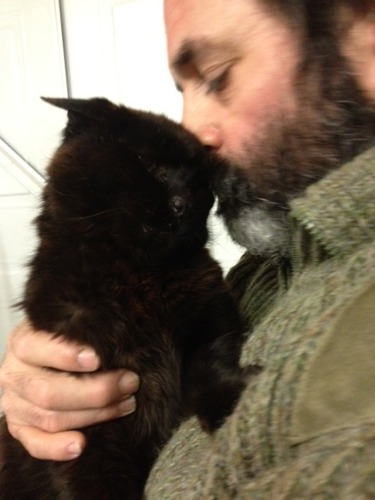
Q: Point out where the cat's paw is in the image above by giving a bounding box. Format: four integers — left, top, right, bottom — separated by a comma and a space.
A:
192, 364, 262, 433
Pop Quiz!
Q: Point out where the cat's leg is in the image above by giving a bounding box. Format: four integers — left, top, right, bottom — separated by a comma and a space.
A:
182, 294, 261, 432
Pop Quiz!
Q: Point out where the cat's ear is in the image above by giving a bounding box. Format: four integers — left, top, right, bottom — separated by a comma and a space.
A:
41, 97, 118, 138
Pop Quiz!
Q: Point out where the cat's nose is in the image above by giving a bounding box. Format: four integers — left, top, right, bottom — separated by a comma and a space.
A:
171, 196, 186, 217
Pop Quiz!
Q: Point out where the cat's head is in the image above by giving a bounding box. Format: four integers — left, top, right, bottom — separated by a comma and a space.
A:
42, 97, 214, 264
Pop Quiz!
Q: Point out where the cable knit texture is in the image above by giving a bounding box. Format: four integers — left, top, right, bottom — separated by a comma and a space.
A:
146, 147, 375, 499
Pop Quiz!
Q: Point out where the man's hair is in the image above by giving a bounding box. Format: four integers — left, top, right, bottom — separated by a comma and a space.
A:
263, 0, 371, 35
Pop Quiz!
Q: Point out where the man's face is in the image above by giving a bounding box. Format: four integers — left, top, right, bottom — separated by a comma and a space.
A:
164, 0, 299, 170
164, 0, 375, 255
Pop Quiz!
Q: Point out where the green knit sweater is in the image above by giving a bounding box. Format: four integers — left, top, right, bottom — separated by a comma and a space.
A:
146, 147, 375, 498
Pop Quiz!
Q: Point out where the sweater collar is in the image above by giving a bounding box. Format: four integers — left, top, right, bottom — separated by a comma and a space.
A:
290, 146, 375, 260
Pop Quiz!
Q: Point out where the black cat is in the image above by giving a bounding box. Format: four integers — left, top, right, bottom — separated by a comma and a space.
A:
0, 98, 253, 499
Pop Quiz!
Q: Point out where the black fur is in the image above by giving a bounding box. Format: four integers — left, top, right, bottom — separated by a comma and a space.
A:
0, 98, 254, 499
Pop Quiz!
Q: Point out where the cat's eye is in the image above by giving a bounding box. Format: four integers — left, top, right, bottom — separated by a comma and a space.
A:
149, 164, 168, 183
155, 166, 168, 183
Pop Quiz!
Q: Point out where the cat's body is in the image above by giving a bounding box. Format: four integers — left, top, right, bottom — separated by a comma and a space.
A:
0, 98, 250, 499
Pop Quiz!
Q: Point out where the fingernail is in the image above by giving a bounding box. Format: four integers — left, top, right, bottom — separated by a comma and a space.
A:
119, 372, 139, 394
119, 396, 136, 415
77, 348, 99, 369
67, 441, 82, 458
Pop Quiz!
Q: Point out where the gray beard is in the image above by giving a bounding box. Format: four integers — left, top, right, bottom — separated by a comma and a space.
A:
211, 160, 293, 257
224, 203, 291, 257
211, 164, 290, 256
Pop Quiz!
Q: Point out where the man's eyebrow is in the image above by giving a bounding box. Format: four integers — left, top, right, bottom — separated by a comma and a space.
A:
171, 38, 224, 71
172, 40, 196, 70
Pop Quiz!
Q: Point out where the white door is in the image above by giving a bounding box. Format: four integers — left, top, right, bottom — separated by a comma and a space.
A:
0, 0, 68, 171
0, 141, 44, 357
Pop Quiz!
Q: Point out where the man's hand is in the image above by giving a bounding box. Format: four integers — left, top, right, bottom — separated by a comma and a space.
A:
0, 321, 139, 461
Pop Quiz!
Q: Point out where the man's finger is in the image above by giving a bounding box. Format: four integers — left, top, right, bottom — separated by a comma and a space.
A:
10, 321, 100, 372
7, 424, 87, 461
2, 369, 139, 412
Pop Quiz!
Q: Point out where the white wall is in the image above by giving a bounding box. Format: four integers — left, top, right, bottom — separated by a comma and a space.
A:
62, 0, 182, 120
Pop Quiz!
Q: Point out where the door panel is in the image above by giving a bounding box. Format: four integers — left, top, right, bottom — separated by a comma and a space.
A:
0, 0, 68, 172
0, 139, 44, 357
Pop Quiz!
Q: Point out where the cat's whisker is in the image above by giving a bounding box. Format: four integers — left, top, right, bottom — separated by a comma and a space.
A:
48, 186, 73, 197
69, 208, 120, 221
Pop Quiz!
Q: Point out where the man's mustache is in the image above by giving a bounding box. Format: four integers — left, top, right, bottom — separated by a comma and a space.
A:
207, 151, 289, 214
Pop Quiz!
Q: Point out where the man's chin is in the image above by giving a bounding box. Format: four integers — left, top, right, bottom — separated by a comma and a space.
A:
210, 158, 292, 257
218, 201, 291, 258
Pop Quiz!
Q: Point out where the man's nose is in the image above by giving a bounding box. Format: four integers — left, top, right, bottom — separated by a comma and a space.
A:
182, 96, 223, 150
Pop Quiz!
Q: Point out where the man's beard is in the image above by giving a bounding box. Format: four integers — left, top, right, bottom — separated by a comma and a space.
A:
211, 47, 375, 257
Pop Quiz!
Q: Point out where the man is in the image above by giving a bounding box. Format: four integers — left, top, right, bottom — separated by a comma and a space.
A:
1, 0, 375, 496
